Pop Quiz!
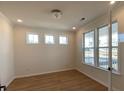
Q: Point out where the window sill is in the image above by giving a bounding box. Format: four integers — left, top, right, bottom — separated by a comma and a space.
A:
59, 44, 68, 45
82, 62, 120, 75
26, 43, 39, 45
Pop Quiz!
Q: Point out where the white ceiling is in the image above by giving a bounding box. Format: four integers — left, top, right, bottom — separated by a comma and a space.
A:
0, 1, 109, 31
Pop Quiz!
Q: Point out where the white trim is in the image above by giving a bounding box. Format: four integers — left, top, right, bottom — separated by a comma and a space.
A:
59, 35, 68, 45
76, 68, 120, 91
7, 68, 120, 90
44, 34, 55, 45
82, 62, 120, 75
112, 87, 120, 91
16, 68, 75, 78
6, 76, 15, 87
76, 68, 108, 87
26, 32, 40, 45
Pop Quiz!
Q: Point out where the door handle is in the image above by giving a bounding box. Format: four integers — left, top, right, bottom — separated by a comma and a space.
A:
108, 67, 113, 71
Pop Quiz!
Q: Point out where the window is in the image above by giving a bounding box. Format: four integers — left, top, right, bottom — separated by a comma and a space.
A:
26, 32, 39, 44
112, 22, 118, 72
83, 22, 119, 73
83, 31, 95, 66
98, 26, 109, 69
98, 23, 119, 71
45, 35, 55, 44
59, 36, 68, 45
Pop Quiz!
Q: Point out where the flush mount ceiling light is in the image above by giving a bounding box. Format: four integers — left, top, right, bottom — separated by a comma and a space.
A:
17, 19, 23, 23
51, 9, 63, 19
72, 26, 76, 30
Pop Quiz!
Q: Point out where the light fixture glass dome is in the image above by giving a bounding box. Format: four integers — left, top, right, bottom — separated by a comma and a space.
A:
51, 9, 62, 19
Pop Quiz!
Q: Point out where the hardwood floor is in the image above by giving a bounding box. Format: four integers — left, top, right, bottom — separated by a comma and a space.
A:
7, 70, 107, 91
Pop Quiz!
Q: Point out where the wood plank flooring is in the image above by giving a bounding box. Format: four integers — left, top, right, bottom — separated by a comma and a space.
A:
7, 70, 107, 91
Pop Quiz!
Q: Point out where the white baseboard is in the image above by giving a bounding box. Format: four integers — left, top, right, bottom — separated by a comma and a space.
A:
76, 68, 108, 87
7, 68, 75, 86
6, 76, 15, 87
112, 87, 120, 91
76, 68, 120, 91
7, 67, 120, 91
16, 67, 75, 78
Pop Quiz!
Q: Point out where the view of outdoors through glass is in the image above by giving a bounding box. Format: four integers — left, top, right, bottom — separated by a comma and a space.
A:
98, 26, 109, 69
27, 34, 39, 44
83, 22, 118, 72
84, 31, 94, 65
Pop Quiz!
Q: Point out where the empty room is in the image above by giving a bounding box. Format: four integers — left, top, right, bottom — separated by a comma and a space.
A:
0, 0, 124, 91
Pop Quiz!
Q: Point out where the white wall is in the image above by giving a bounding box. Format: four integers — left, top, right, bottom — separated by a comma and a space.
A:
14, 25, 76, 77
1, 2, 124, 90
76, 3, 124, 90
76, 13, 109, 87
0, 12, 14, 87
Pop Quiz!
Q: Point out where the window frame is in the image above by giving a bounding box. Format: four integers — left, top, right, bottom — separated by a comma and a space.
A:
97, 24, 109, 70
59, 35, 68, 45
26, 32, 39, 44
111, 21, 120, 73
82, 21, 120, 74
83, 30, 95, 66
44, 34, 55, 45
